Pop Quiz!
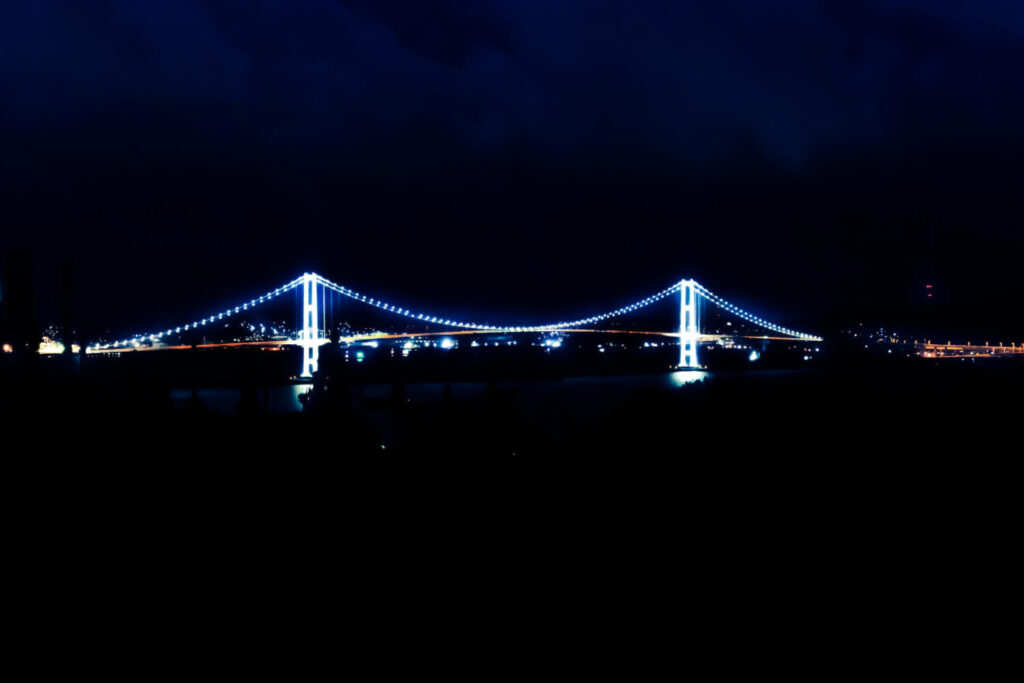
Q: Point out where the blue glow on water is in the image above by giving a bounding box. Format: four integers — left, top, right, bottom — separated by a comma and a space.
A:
669, 370, 708, 387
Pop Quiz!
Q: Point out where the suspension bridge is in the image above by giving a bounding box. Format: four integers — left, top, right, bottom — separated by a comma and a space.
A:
86, 272, 822, 376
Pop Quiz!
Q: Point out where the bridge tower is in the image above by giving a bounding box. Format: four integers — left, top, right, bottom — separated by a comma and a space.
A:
679, 279, 699, 368
301, 272, 320, 377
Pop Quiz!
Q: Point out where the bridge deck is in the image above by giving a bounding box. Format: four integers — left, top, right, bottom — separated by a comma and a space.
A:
85, 330, 805, 353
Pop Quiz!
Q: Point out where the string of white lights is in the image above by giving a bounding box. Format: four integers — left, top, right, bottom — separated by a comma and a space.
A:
92, 272, 819, 351
90, 276, 305, 351
539, 282, 683, 330
694, 283, 822, 341
315, 275, 682, 332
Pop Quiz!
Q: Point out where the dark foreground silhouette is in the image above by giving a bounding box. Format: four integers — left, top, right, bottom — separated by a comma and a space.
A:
4, 348, 1016, 672
4, 344, 1019, 461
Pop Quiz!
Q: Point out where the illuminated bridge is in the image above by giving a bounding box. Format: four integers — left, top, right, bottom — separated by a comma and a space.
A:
87, 272, 822, 377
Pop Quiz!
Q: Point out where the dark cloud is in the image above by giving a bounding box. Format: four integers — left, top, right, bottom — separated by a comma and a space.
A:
6, 1, 1023, 160
337, 0, 513, 67
1, 1, 1022, 336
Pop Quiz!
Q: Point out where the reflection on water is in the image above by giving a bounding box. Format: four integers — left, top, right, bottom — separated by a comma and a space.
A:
291, 383, 312, 408
171, 372, 724, 414
170, 383, 313, 414
669, 370, 709, 387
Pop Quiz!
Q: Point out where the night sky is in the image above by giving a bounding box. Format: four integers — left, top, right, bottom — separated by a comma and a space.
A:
3, 1, 1023, 338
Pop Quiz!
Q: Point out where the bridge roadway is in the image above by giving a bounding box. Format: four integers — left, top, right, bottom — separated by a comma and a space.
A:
917, 341, 1024, 359
85, 329, 806, 354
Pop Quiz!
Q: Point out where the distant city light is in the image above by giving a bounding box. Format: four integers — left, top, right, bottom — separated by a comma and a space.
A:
38, 337, 64, 354
440, 337, 455, 349
749, 350, 760, 362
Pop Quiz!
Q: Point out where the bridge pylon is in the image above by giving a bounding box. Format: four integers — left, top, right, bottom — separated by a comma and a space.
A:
301, 272, 320, 377
679, 279, 700, 368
